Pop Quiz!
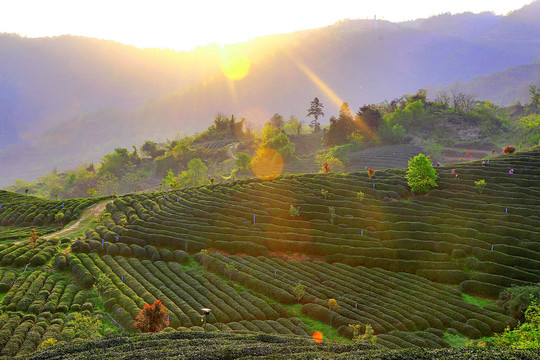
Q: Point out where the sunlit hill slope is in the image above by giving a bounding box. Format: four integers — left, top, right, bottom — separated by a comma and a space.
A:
0, 148, 539, 358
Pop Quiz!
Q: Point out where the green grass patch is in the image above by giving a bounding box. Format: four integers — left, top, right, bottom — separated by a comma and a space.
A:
443, 333, 468, 347
64, 218, 99, 239
100, 313, 124, 335
283, 303, 351, 343
461, 293, 496, 308
180, 257, 199, 271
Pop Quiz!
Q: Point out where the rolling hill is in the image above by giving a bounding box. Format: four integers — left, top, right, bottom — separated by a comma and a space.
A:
0, 147, 539, 357
439, 60, 540, 106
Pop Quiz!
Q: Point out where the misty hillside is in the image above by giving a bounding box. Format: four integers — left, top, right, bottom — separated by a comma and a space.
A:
440, 60, 540, 106
0, 34, 226, 148
1, 2, 540, 186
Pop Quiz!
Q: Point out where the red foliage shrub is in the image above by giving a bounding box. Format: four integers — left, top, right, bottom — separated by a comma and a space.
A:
367, 168, 375, 179
323, 162, 330, 174
503, 146, 516, 154
134, 299, 169, 333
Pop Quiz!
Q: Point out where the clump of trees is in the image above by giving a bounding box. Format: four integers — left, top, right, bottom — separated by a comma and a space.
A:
163, 158, 209, 189
10, 86, 539, 200
493, 301, 540, 348
498, 284, 540, 322
195, 114, 248, 142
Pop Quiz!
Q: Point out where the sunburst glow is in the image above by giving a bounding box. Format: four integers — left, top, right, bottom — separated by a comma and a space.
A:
222, 51, 251, 81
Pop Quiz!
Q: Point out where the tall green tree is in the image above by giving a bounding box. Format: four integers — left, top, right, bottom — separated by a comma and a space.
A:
284, 115, 301, 135
96, 172, 119, 196
99, 148, 131, 178
307, 97, 324, 132
324, 103, 357, 146
235, 153, 252, 172
357, 104, 382, 132
141, 140, 164, 159
264, 132, 295, 162
405, 154, 438, 194
269, 113, 284, 129
187, 158, 208, 186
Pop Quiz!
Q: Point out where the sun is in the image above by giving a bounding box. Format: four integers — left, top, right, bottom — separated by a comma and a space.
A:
221, 50, 251, 81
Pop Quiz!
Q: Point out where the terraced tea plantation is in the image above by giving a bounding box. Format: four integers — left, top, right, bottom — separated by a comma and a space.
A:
0, 191, 102, 239
0, 194, 103, 358
11, 331, 540, 360
75, 148, 538, 342
347, 144, 424, 171
0, 147, 539, 357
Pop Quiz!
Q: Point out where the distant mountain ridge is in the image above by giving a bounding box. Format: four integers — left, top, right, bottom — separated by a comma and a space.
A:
439, 60, 540, 106
1, 1, 540, 186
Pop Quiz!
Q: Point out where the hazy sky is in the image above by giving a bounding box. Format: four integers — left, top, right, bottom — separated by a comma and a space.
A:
0, 0, 534, 51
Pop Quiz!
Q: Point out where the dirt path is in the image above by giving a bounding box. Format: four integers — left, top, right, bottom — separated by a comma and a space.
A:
225, 142, 239, 161
42, 200, 112, 239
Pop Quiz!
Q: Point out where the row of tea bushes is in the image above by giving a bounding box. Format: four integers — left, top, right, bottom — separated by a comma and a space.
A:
11, 328, 540, 360
0, 270, 92, 315
0, 226, 57, 242
0, 192, 103, 228
0, 311, 67, 358
0, 239, 59, 268
68, 252, 307, 332
209, 317, 311, 336
11, 330, 371, 360
94, 148, 540, 298
71, 240, 190, 263
347, 144, 425, 172
0, 271, 17, 292
198, 252, 516, 348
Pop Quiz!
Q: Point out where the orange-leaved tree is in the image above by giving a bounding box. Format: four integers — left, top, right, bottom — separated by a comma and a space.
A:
28, 229, 39, 250
503, 145, 516, 154
134, 299, 169, 332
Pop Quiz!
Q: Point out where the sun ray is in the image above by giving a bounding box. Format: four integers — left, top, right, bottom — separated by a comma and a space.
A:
285, 52, 343, 109
218, 45, 251, 104
286, 51, 375, 138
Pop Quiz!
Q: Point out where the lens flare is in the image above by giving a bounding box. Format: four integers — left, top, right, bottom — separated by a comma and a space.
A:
251, 148, 283, 180
222, 52, 250, 81
313, 331, 323, 343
